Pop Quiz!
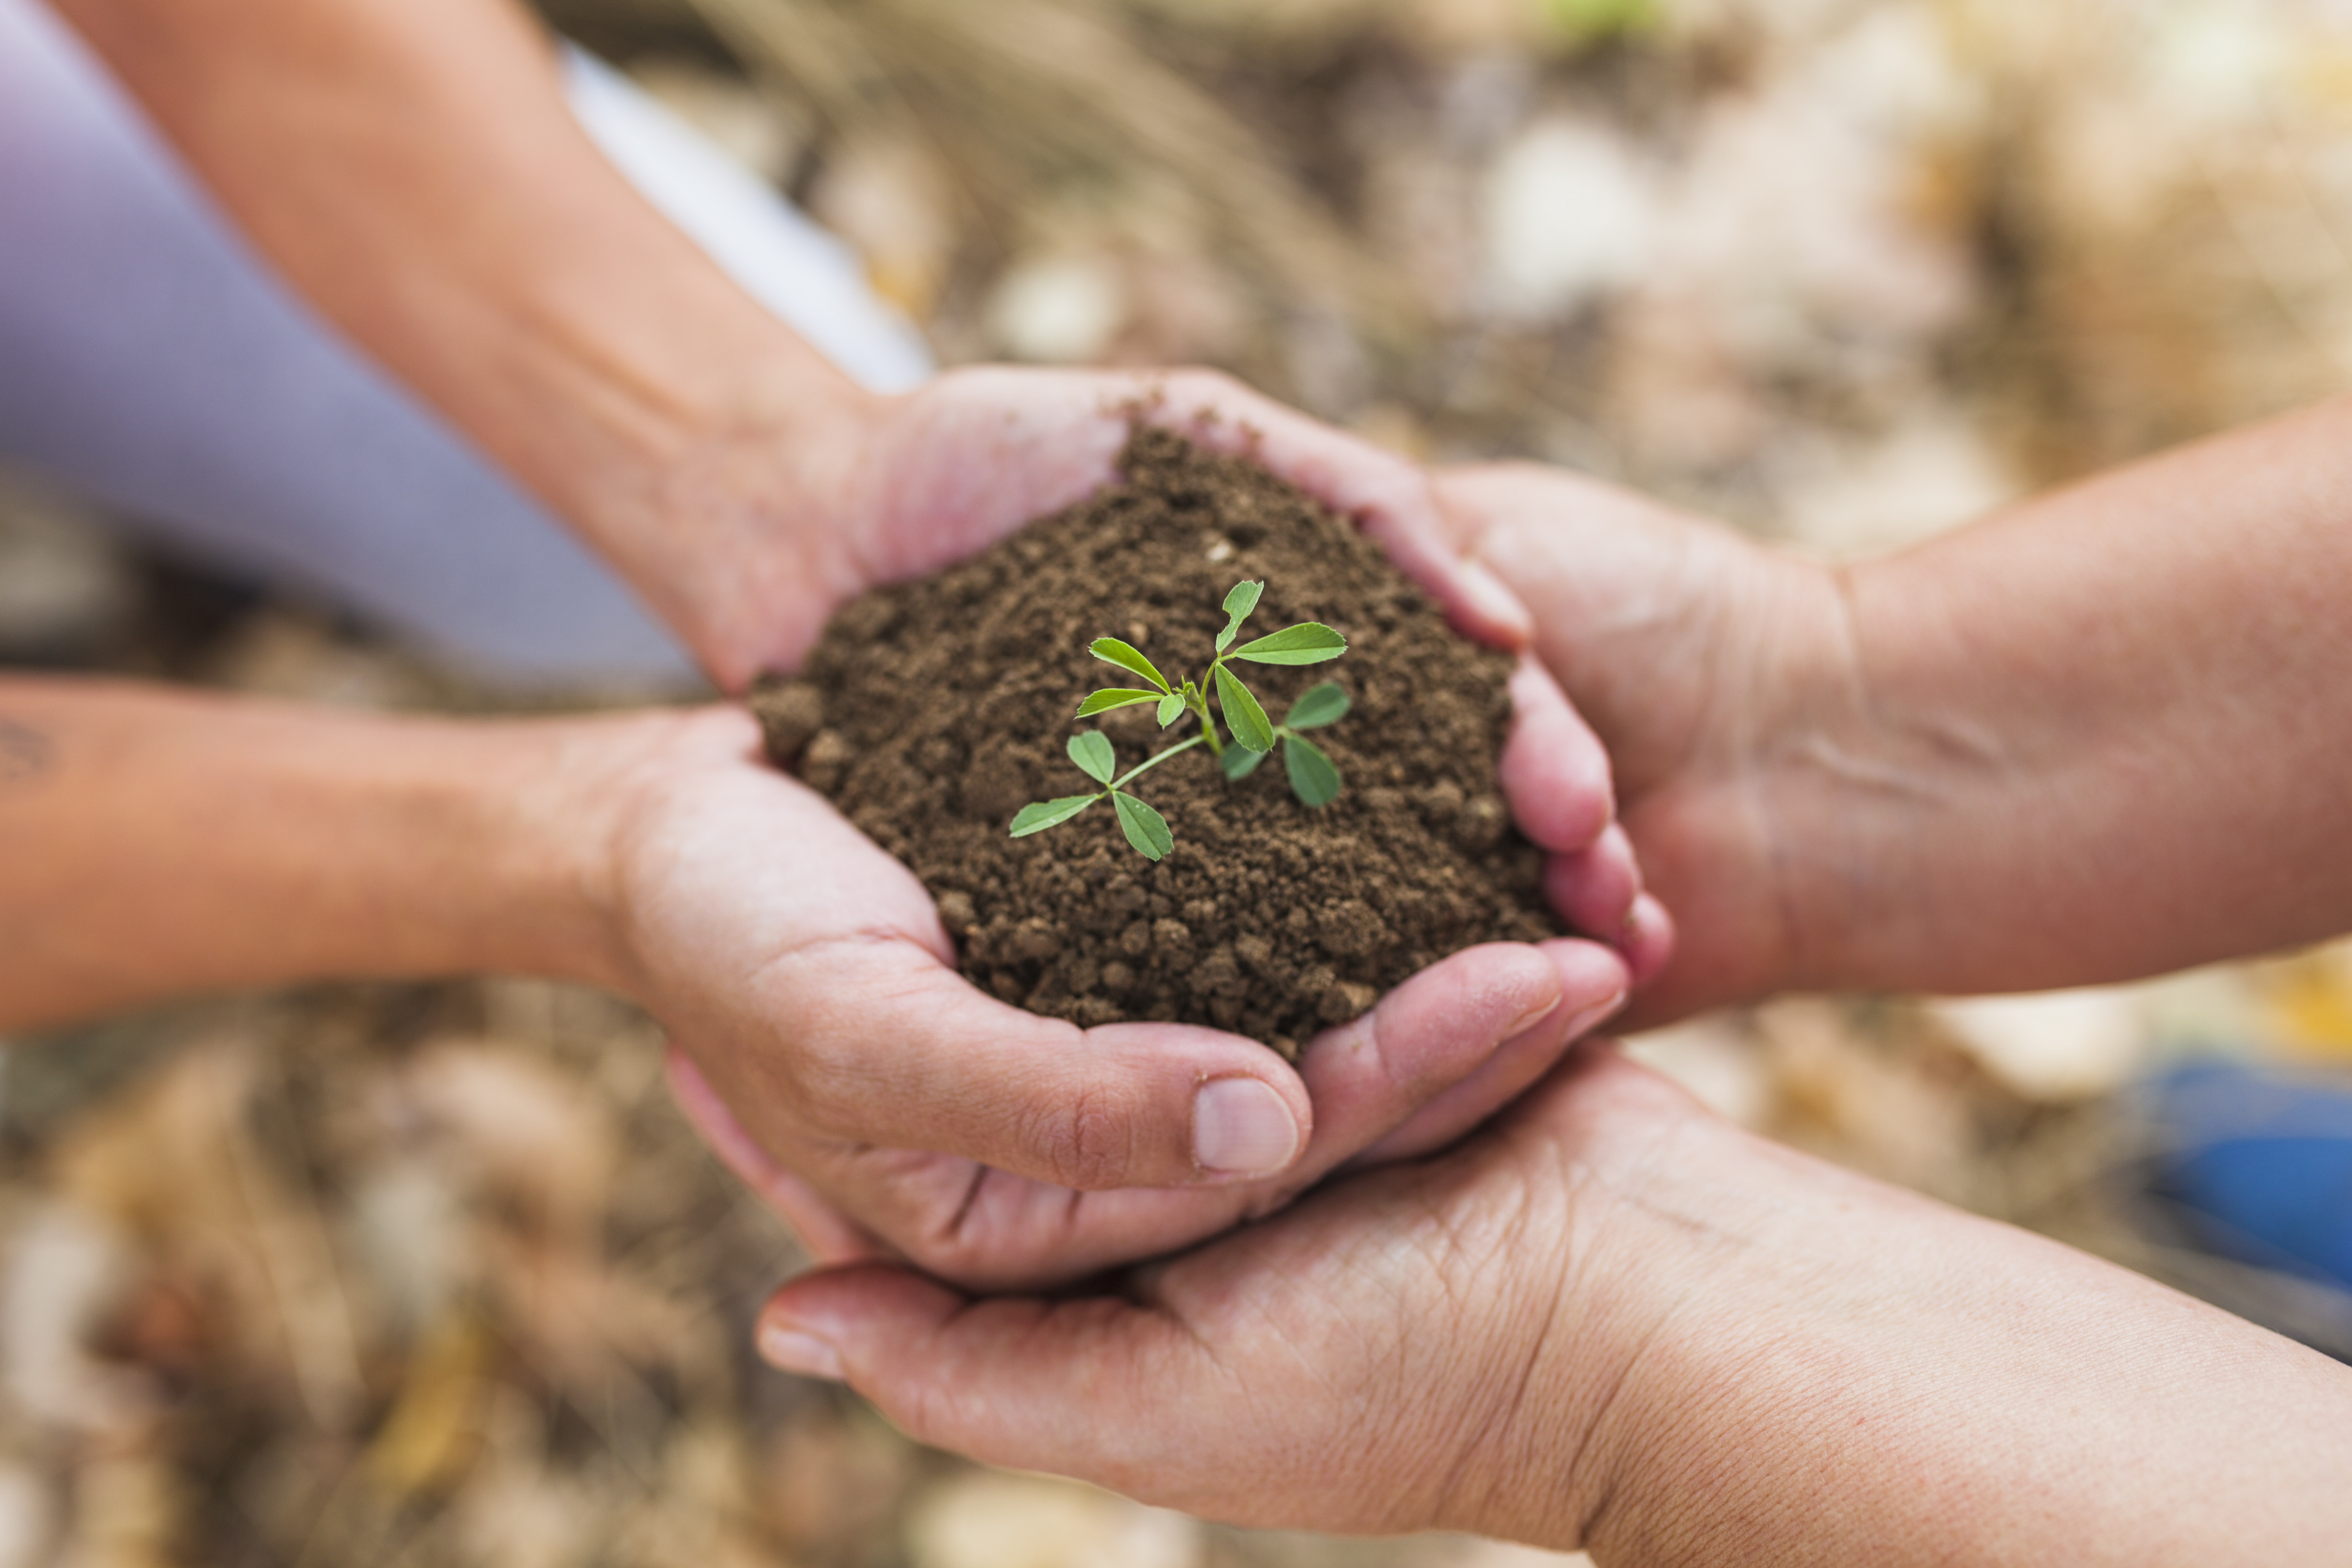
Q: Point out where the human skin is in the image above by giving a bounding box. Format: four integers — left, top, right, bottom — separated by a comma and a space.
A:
738, 395, 2352, 1552
757, 1042, 2352, 1563
27, 0, 1663, 1284
1439, 395, 2352, 1025
0, 677, 1633, 1289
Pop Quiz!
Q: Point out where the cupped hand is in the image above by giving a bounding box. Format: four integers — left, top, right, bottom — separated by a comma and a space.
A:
684, 364, 1664, 969
601, 703, 1634, 1292
749, 1035, 2352, 1567
749, 1040, 1718, 1547
693, 365, 1532, 687
1437, 464, 1847, 1024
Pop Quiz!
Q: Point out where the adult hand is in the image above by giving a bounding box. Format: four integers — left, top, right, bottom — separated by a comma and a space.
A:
676, 365, 1674, 966
598, 703, 1635, 1292
605, 371, 1676, 1291
57, 0, 1663, 1279
1436, 465, 1847, 1025
753, 1040, 2352, 1564
1444, 399, 2352, 1020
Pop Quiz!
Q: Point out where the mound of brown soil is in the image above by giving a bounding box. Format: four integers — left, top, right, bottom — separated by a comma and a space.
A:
756, 428, 1556, 1055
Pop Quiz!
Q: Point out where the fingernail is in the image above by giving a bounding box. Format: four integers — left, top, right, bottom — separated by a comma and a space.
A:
758, 1321, 844, 1380
1561, 988, 1630, 1040
1193, 1077, 1302, 1176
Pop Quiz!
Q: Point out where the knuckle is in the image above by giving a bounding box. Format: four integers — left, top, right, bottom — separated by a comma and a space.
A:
1016, 1085, 1136, 1191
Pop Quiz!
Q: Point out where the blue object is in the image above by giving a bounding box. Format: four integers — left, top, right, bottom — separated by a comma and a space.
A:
2146, 1061, 2352, 1290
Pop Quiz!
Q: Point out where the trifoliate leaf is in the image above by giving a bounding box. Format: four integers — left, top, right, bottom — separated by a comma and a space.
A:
1088, 637, 1169, 693
1230, 622, 1347, 665
1067, 731, 1117, 784
1010, 794, 1101, 836
1284, 681, 1351, 730
1283, 734, 1342, 807
1155, 692, 1184, 728
1214, 665, 1275, 753
1221, 744, 1267, 780
1076, 688, 1163, 718
1113, 792, 1173, 860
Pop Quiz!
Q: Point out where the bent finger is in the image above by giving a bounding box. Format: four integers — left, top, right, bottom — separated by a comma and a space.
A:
1544, 823, 1644, 939
757, 1263, 1198, 1491
1348, 939, 1629, 1167
665, 1047, 887, 1267
1501, 655, 1614, 853
910, 941, 1576, 1283
1271, 941, 1573, 1184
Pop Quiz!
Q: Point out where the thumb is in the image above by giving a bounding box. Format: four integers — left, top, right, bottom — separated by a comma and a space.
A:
742, 936, 1313, 1188
755, 1263, 1197, 1487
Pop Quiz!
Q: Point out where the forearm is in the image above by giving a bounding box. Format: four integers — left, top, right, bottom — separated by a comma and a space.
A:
1532, 1119, 2352, 1564
1782, 396, 2352, 991
48, 0, 878, 679
0, 676, 650, 1029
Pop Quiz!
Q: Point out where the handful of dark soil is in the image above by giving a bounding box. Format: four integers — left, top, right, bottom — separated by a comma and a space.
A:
756, 429, 1557, 1055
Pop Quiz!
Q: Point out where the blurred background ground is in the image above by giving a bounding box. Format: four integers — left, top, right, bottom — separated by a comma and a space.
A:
6, 0, 2352, 1562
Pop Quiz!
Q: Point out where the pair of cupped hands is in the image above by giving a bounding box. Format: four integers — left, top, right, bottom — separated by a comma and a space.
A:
596, 361, 1807, 1543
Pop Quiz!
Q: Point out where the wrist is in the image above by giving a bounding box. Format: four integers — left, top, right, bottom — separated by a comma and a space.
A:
572, 355, 887, 688
478, 705, 748, 998
1425, 1052, 1773, 1550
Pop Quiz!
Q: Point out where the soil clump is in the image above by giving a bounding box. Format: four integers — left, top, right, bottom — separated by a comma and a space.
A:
757, 428, 1557, 1053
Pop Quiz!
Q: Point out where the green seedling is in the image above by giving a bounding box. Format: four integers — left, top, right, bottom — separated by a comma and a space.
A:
1008, 580, 1349, 861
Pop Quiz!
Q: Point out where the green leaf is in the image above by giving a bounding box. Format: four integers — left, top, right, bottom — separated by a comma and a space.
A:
1230, 622, 1348, 666
1088, 638, 1168, 693
1284, 681, 1351, 730
1067, 731, 1117, 784
1155, 692, 1184, 728
1221, 744, 1267, 780
1214, 665, 1275, 753
1010, 794, 1101, 836
1284, 735, 1342, 807
1076, 688, 1162, 718
1112, 792, 1173, 860
1217, 581, 1263, 652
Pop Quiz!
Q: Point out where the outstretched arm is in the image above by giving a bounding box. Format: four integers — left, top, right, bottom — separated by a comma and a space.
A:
34, 0, 1661, 1282
46, 0, 870, 684
0, 675, 1632, 1289
1445, 395, 2352, 1019
0, 674, 630, 1024
46, 0, 1549, 689
758, 1041, 2352, 1563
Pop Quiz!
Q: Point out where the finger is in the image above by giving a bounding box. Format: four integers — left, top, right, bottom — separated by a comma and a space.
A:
756, 1263, 1197, 1492
1501, 654, 1614, 853
1347, 939, 1629, 1167
1620, 892, 1678, 986
664, 1047, 886, 1266
1263, 940, 1575, 1192
744, 938, 1313, 1189
896, 941, 1575, 1285
1544, 823, 1644, 938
